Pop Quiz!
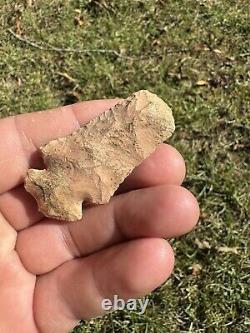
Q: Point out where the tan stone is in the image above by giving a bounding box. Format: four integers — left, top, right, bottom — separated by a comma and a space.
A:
25, 90, 175, 221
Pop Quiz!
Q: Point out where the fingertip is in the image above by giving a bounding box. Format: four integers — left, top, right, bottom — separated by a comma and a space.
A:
163, 144, 186, 184
150, 143, 186, 185
171, 185, 200, 234
118, 143, 186, 194
144, 184, 200, 237
183, 186, 200, 229
117, 238, 175, 297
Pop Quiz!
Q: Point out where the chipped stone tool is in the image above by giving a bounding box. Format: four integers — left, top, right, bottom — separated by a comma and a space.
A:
25, 90, 175, 221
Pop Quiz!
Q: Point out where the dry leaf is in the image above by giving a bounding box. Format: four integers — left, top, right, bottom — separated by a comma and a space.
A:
26, 0, 33, 7
195, 238, 211, 249
217, 246, 239, 254
196, 80, 209, 86
190, 263, 202, 276
213, 49, 222, 54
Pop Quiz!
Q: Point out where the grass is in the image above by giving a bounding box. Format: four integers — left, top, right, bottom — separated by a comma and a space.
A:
0, 0, 249, 332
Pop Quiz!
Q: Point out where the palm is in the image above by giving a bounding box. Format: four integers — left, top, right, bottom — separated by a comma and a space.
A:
0, 100, 199, 333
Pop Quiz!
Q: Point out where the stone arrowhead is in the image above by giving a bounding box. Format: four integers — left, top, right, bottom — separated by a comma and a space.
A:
25, 90, 175, 221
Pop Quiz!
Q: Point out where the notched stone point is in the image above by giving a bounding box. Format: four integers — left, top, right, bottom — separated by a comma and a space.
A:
24, 90, 175, 222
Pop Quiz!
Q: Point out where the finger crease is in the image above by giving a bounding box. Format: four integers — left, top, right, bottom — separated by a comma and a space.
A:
13, 116, 38, 162
91, 260, 106, 302
113, 199, 129, 241
60, 224, 82, 258
70, 106, 81, 130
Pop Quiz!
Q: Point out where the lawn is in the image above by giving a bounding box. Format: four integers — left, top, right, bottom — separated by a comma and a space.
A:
0, 1, 249, 332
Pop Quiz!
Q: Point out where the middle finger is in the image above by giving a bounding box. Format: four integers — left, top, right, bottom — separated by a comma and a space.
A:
16, 184, 199, 275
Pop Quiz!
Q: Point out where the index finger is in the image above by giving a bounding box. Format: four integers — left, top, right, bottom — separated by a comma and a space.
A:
0, 99, 120, 194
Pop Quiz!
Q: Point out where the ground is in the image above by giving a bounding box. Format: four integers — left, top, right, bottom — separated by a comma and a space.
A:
0, 1, 249, 332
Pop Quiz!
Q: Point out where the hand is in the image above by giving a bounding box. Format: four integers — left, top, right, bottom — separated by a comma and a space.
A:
0, 99, 199, 333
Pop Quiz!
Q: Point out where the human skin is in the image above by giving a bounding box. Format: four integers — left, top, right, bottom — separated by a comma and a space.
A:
0, 99, 200, 333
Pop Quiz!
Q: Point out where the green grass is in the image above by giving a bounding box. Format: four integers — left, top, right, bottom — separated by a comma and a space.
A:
0, 0, 249, 332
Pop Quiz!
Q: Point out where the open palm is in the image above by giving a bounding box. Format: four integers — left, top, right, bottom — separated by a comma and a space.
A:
0, 99, 199, 333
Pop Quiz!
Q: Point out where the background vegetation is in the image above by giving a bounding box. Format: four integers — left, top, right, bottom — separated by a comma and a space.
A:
0, 0, 249, 332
